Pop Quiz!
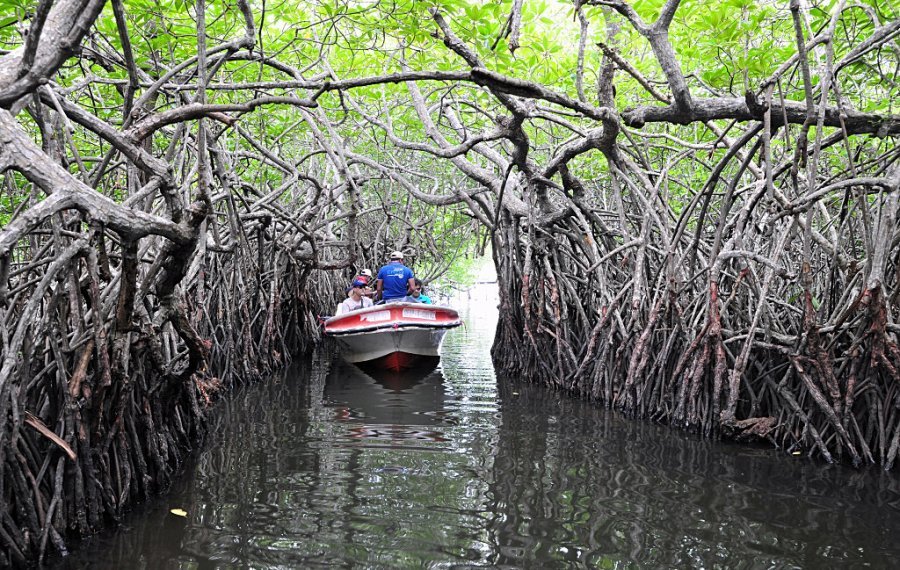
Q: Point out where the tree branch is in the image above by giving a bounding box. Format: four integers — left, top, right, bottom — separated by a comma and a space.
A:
0, 0, 107, 107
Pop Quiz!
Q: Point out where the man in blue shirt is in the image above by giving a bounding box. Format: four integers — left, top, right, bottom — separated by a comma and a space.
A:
375, 251, 416, 302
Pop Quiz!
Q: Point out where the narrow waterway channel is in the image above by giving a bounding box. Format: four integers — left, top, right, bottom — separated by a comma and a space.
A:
54, 287, 900, 568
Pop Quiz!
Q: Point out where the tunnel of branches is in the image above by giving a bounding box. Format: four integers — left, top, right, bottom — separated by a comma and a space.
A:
0, 0, 898, 564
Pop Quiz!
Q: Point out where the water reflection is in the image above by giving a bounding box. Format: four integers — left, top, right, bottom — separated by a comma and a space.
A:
52, 290, 900, 569
324, 358, 451, 443
484, 377, 900, 567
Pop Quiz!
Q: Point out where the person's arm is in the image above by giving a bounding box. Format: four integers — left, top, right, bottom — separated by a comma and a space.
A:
375, 279, 384, 301
406, 277, 416, 294
336, 301, 346, 315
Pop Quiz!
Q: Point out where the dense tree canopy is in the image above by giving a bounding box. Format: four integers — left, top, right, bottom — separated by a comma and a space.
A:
0, 0, 898, 563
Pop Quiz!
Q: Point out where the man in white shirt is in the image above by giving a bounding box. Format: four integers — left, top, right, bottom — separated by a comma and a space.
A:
336, 279, 374, 314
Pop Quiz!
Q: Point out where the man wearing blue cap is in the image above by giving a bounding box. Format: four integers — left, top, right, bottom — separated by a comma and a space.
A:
375, 250, 416, 302
336, 279, 374, 314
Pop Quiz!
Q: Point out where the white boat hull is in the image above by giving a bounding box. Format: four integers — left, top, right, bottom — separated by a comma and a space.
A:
335, 327, 449, 364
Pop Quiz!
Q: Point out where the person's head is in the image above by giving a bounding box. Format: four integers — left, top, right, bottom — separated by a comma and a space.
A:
410, 278, 424, 297
389, 250, 404, 262
359, 269, 373, 278
347, 279, 366, 297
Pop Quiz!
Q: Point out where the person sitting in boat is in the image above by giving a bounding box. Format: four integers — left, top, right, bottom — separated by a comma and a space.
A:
336, 279, 374, 314
375, 251, 415, 303
401, 278, 432, 304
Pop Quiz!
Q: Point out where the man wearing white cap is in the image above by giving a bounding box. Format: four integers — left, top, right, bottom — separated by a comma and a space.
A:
375, 250, 416, 302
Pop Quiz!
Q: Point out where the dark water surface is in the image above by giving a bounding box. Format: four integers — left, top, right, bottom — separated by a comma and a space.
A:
54, 291, 900, 569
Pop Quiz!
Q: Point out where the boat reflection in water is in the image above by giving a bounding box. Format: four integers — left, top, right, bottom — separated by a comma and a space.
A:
324, 357, 454, 444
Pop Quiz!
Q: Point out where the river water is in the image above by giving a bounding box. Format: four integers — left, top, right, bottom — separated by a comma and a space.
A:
54, 288, 900, 568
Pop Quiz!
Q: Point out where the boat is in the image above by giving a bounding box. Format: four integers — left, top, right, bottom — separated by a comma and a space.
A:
323, 302, 462, 371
